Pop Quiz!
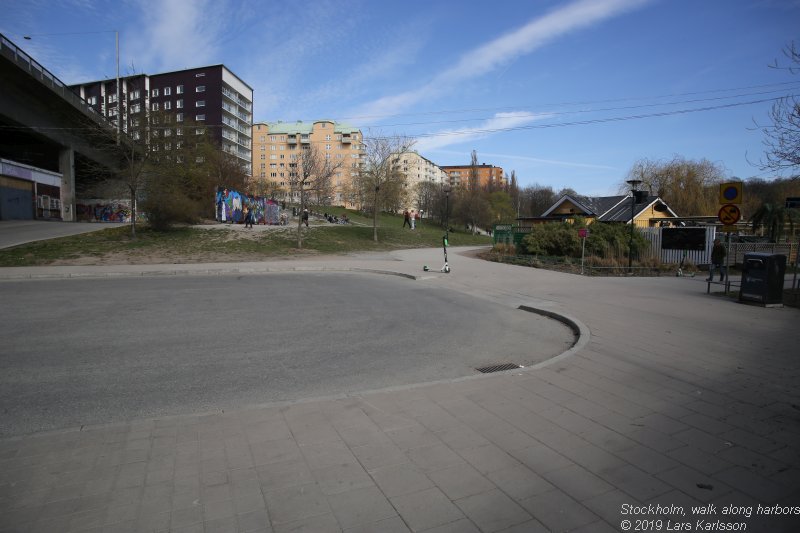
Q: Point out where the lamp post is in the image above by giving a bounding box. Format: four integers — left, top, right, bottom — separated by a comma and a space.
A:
626, 179, 642, 273
24, 30, 120, 143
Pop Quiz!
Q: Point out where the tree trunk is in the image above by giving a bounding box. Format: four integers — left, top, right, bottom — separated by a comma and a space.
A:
373, 188, 379, 242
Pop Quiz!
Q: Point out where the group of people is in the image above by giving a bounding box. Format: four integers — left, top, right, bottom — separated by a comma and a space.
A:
323, 212, 349, 224
236, 206, 351, 228
403, 209, 421, 230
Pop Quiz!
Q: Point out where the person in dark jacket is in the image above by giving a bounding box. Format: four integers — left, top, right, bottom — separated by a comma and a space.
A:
708, 238, 726, 281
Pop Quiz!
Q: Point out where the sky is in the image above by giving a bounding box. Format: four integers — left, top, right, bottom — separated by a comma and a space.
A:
2, 0, 799, 196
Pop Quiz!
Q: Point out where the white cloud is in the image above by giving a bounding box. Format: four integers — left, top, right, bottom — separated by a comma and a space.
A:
127, 0, 228, 73
414, 112, 549, 152
350, 0, 652, 123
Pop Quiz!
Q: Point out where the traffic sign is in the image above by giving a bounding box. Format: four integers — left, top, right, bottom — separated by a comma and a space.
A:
718, 204, 741, 225
719, 182, 743, 204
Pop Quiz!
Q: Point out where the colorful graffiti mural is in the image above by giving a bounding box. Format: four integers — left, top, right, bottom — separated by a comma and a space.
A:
215, 188, 281, 225
76, 201, 132, 223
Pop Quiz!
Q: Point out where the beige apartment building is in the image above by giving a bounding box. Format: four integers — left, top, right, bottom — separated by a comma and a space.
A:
251, 120, 364, 206
392, 151, 448, 211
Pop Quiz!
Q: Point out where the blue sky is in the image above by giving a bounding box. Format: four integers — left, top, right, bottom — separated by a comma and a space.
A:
2, 0, 798, 195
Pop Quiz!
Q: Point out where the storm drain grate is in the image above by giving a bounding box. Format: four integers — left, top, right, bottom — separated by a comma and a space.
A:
476, 363, 522, 374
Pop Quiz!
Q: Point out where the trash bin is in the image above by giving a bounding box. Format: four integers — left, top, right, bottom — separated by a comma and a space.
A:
739, 252, 786, 305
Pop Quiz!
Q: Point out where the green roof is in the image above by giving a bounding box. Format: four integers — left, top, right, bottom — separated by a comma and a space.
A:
257, 120, 361, 135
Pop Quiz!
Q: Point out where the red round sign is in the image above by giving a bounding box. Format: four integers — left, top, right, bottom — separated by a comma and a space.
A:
718, 204, 741, 225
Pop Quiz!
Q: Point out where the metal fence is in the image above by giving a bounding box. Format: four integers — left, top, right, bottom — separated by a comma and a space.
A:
495, 224, 799, 267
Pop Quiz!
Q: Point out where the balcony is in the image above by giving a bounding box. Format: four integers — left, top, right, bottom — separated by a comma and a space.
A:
300, 136, 310, 144
341, 135, 352, 144
287, 135, 297, 144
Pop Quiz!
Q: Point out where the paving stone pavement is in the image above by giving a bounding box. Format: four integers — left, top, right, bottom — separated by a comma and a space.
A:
1, 246, 798, 533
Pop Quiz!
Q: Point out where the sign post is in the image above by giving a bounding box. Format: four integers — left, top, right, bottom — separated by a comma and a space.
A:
578, 228, 588, 274
718, 183, 743, 293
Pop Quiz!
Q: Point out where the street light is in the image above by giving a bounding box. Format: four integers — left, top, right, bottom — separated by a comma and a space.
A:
626, 179, 642, 273
24, 30, 120, 143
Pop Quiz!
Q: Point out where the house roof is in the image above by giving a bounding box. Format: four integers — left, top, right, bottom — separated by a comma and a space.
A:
539, 194, 679, 223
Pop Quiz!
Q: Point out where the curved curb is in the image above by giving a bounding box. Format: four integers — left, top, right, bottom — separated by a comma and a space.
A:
0, 265, 422, 281
517, 304, 591, 370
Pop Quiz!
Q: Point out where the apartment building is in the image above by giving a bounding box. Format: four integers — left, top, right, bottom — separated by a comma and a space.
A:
71, 65, 253, 169
441, 163, 506, 190
251, 120, 364, 207
393, 151, 448, 188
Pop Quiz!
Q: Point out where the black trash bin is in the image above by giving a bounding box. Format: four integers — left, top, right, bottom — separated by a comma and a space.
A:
739, 252, 786, 305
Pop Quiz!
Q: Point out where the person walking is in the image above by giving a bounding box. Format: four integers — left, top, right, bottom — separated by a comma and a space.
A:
243, 206, 252, 228
708, 237, 726, 281
302, 208, 309, 227
410, 210, 416, 230
403, 209, 411, 228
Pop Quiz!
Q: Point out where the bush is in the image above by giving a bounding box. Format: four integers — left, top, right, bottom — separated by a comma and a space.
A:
492, 243, 517, 255
520, 223, 581, 257
141, 193, 203, 231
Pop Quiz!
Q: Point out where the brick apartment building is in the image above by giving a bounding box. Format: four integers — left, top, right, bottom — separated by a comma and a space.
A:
441, 163, 506, 190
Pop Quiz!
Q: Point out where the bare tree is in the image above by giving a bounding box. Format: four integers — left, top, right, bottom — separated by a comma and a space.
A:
754, 42, 800, 177
290, 143, 342, 248
359, 133, 415, 242
620, 156, 723, 216
81, 108, 162, 238
519, 184, 556, 217
456, 150, 490, 234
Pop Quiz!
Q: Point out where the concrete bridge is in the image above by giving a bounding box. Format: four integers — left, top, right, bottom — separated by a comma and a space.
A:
0, 33, 119, 221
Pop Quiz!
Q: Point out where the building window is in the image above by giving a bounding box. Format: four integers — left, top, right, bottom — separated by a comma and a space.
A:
176, 113, 183, 122
130, 103, 141, 113
164, 87, 171, 96
325, 144, 331, 150
176, 128, 183, 136
164, 101, 172, 110
270, 145, 276, 151
196, 100, 205, 107
129, 90, 140, 100
195, 73, 205, 78
177, 85, 184, 94
152, 102, 160, 111
196, 85, 205, 92
196, 115, 205, 121
108, 93, 117, 103
151, 88, 159, 97
260, 154, 265, 160
108, 107, 118, 117
176, 99, 183, 109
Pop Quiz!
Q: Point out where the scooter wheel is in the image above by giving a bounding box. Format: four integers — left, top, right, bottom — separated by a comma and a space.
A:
444, 266, 451, 273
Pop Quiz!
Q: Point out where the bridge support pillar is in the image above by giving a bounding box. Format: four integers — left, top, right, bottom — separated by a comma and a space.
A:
59, 147, 75, 222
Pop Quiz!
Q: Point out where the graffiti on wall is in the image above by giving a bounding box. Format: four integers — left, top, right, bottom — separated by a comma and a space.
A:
76, 201, 132, 223
215, 187, 281, 225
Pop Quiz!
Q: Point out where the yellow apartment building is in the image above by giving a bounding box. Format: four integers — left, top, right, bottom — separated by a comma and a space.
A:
251, 120, 364, 206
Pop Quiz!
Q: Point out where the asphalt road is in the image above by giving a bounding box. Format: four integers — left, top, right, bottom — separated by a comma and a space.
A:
0, 220, 124, 249
0, 272, 575, 437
